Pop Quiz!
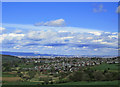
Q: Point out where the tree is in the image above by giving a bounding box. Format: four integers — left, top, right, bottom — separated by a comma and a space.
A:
93, 71, 105, 81
69, 71, 90, 81
82, 73, 90, 81
105, 72, 113, 81
28, 71, 36, 79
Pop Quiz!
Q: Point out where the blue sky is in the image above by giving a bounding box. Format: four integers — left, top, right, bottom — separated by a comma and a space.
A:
3, 2, 118, 32
1, 2, 119, 56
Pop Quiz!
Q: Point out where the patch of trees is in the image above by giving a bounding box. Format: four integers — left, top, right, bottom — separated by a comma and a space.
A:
58, 72, 71, 79
68, 68, 119, 82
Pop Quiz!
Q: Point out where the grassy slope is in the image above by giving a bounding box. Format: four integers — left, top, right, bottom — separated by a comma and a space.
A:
2, 54, 21, 63
91, 63, 119, 71
19, 63, 34, 68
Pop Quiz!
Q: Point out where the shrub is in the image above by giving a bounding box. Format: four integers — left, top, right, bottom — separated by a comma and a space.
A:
104, 72, 113, 81
69, 71, 90, 82
50, 81, 53, 84
93, 71, 106, 81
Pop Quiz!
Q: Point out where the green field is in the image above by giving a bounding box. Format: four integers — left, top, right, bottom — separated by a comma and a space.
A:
3, 81, 41, 85
91, 63, 119, 71
56, 80, 119, 85
19, 63, 34, 68
3, 80, 119, 85
2, 72, 17, 77
2, 55, 21, 63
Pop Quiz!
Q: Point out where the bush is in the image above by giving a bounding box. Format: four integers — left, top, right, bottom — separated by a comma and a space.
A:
41, 82, 44, 85
50, 81, 53, 84
111, 72, 119, 80
82, 73, 90, 81
93, 71, 106, 81
59, 72, 70, 79
28, 71, 36, 79
69, 71, 90, 82
105, 72, 113, 81
39, 77, 52, 81
58, 79, 68, 83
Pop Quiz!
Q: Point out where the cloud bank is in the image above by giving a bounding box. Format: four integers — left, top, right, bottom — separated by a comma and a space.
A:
1, 23, 118, 56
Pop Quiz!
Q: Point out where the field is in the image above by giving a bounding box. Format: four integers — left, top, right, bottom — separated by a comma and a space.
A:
2, 80, 119, 85
2, 72, 20, 84
19, 63, 34, 68
91, 63, 119, 71
2, 77, 21, 82
3, 81, 40, 85
2, 72, 17, 77
56, 80, 119, 85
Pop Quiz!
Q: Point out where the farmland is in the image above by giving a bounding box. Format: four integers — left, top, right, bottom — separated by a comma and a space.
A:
91, 63, 119, 71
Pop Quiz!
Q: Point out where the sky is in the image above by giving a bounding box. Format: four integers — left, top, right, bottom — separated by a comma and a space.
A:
1, 2, 119, 56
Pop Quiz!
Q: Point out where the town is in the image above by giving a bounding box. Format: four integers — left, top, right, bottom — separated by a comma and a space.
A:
2, 55, 119, 85
20, 57, 119, 73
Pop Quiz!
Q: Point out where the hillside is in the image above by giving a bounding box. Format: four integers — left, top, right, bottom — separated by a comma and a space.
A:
1, 54, 21, 63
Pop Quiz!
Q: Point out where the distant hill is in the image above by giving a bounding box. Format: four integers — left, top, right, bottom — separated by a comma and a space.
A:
0, 51, 117, 58
0, 51, 73, 57
1, 54, 21, 63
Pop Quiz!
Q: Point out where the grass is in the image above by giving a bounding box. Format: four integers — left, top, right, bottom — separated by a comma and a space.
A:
2, 80, 119, 85
2, 72, 17, 77
56, 80, 119, 85
3, 81, 41, 85
2, 55, 21, 63
19, 63, 34, 68
91, 63, 119, 71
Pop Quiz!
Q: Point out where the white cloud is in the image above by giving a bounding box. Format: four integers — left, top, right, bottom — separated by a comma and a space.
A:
92, 39, 103, 42
0, 36, 4, 43
13, 45, 22, 49
86, 37, 93, 39
3, 23, 102, 33
0, 27, 5, 31
0, 27, 5, 33
1, 33, 25, 44
27, 30, 57, 41
94, 49, 98, 51
108, 35, 118, 39
1, 23, 118, 55
89, 32, 102, 36
14, 30, 22, 33
44, 46, 53, 48
7, 33, 25, 37
93, 4, 107, 13
34, 19, 66, 27
60, 36, 74, 40
58, 30, 68, 33
83, 46, 88, 49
